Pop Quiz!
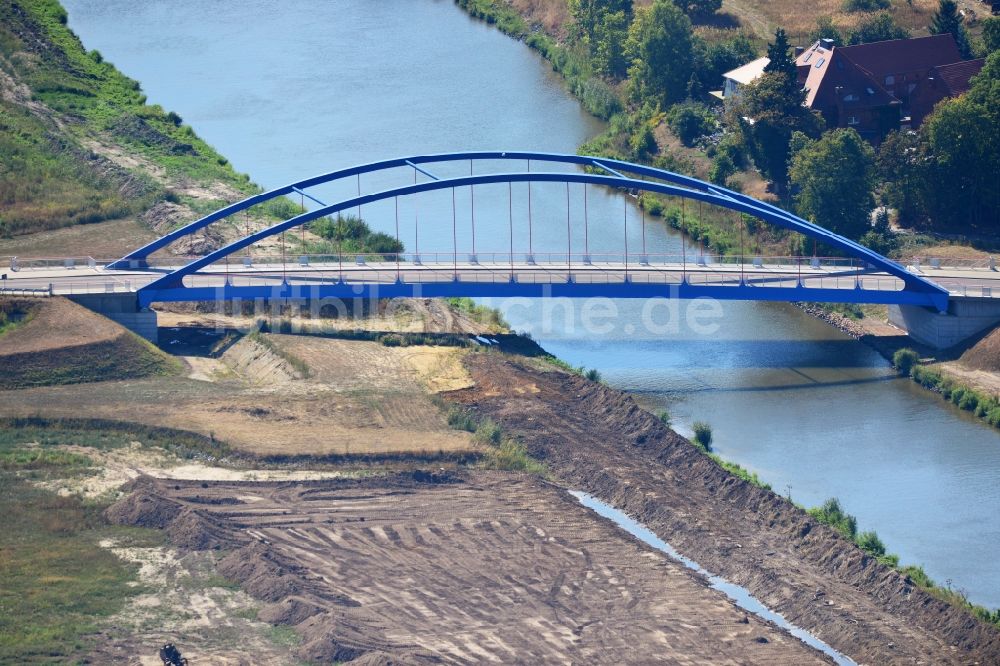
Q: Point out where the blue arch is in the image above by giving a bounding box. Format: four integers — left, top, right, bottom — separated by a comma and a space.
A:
127, 152, 948, 311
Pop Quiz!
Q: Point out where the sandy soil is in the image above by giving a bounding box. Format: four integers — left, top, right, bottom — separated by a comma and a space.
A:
0, 330, 474, 457
87, 541, 300, 666
35, 442, 352, 501
107, 472, 833, 665
445, 352, 1000, 665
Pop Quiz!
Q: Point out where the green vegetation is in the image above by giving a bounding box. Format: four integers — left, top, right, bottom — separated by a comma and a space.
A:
808, 495, 1000, 627
656, 409, 672, 426
0, 330, 181, 391
0, 0, 257, 235
0, 416, 231, 460
708, 453, 771, 490
892, 347, 920, 376
0, 422, 169, 663
789, 129, 876, 240
0, 478, 156, 663
691, 421, 713, 452
930, 0, 972, 59
444, 405, 547, 474
0, 300, 33, 337
445, 297, 510, 332
910, 365, 1000, 430
309, 214, 404, 255
462, 0, 997, 264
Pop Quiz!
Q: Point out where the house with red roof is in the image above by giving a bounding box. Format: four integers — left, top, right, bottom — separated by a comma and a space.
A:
718, 34, 985, 143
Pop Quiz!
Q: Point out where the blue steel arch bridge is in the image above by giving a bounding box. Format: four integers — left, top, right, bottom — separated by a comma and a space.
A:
80, 150, 950, 313
13, 150, 999, 345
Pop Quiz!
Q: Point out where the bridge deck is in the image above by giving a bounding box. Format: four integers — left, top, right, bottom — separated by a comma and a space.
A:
3, 260, 998, 306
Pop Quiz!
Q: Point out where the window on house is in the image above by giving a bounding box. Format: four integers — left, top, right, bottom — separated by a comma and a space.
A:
815, 58, 825, 68
843, 93, 859, 102
885, 75, 895, 85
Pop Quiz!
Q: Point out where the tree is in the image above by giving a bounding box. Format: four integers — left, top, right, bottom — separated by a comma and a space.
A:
738, 72, 824, 190
764, 28, 797, 83
983, 17, 1000, 55
877, 130, 925, 226
789, 128, 876, 240
848, 11, 910, 45
673, 0, 722, 20
842, 0, 890, 12
592, 9, 631, 77
625, 0, 694, 107
570, 0, 633, 77
692, 32, 756, 93
809, 16, 843, 46
667, 101, 716, 146
930, 0, 972, 59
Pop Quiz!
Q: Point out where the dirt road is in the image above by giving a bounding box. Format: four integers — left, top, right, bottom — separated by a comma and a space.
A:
108, 472, 833, 665
446, 351, 1000, 665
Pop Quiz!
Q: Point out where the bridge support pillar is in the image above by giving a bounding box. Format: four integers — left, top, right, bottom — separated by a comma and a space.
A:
888, 298, 1000, 349
66, 293, 158, 344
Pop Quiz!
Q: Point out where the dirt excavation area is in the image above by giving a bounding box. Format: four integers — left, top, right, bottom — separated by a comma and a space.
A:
446, 352, 1000, 666
0, 330, 473, 458
107, 471, 831, 665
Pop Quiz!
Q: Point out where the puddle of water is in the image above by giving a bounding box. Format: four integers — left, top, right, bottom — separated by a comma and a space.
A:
570, 490, 856, 666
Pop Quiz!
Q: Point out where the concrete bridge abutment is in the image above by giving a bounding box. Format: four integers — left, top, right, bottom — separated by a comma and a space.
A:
888, 298, 1000, 349
67, 293, 158, 344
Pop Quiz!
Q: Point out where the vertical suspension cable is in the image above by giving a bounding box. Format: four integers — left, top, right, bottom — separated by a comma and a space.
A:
584, 184, 589, 258
245, 210, 250, 258
641, 197, 647, 257
452, 187, 458, 280
508, 181, 514, 281
338, 211, 344, 283
281, 228, 287, 284
739, 211, 745, 284
681, 198, 687, 283
527, 159, 533, 259
566, 182, 572, 279
624, 195, 629, 280
394, 196, 400, 281
356, 173, 361, 220
470, 161, 476, 257
413, 168, 419, 260
300, 192, 305, 250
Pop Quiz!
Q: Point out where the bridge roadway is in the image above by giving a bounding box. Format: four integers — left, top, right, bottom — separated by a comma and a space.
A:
2, 258, 999, 303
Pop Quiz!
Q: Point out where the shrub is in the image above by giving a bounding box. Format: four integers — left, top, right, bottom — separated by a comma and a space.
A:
446, 407, 478, 433
630, 123, 658, 159
573, 77, 622, 120
666, 101, 716, 147
892, 348, 920, 376
857, 530, 887, 557
843, 0, 890, 11
808, 497, 858, 540
584, 368, 602, 382
692, 422, 713, 452
474, 418, 503, 446
958, 392, 979, 412
656, 410, 672, 427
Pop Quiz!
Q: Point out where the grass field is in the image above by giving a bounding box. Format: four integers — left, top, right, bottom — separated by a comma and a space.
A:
0, 438, 160, 663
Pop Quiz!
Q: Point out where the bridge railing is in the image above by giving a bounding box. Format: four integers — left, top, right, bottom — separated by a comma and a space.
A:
173, 265, 907, 292
187, 252, 871, 271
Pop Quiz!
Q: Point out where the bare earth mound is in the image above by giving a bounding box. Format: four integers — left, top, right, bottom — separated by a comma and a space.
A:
0, 297, 176, 389
107, 473, 833, 665
958, 325, 1000, 373
445, 352, 1000, 665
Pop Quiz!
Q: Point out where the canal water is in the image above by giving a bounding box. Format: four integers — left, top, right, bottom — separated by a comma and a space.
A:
63, 0, 1000, 608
